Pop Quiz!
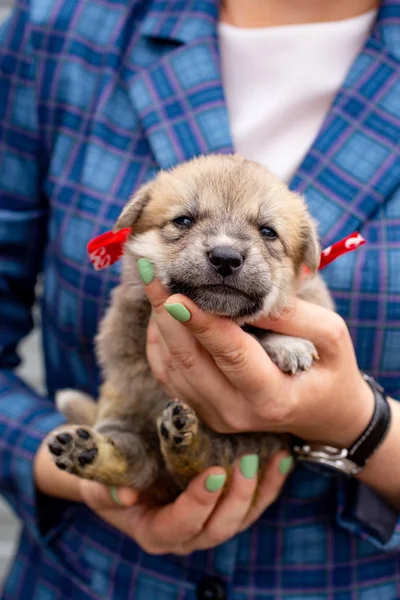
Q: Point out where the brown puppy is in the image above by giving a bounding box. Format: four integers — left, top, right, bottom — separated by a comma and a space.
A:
48, 154, 334, 504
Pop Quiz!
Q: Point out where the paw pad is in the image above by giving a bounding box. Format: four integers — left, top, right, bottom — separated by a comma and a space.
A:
56, 433, 72, 445
48, 427, 99, 474
78, 448, 98, 466
157, 400, 198, 449
77, 428, 91, 440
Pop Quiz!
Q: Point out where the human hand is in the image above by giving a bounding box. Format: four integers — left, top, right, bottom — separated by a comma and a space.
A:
80, 449, 290, 555
145, 276, 374, 449
35, 436, 290, 554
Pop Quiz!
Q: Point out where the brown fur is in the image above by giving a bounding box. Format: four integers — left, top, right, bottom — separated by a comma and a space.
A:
48, 154, 334, 504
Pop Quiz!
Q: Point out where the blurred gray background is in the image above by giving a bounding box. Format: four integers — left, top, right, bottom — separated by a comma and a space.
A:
0, 3, 35, 585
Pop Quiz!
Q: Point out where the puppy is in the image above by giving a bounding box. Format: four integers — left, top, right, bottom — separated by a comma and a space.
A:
48, 154, 334, 504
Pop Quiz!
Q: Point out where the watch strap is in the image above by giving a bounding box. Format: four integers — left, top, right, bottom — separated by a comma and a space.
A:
347, 373, 391, 469
290, 373, 391, 475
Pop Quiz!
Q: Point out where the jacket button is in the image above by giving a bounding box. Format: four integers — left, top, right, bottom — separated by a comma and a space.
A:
196, 576, 227, 600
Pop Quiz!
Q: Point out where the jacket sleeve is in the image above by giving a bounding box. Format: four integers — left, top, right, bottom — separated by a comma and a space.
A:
337, 477, 400, 552
336, 386, 400, 551
0, 0, 68, 540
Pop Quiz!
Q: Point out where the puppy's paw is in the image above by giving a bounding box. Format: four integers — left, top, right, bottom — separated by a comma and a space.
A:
47, 426, 100, 476
157, 400, 199, 450
261, 334, 318, 374
47, 426, 129, 485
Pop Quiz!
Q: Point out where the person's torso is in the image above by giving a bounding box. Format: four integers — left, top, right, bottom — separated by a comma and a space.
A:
9, 0, 400, 597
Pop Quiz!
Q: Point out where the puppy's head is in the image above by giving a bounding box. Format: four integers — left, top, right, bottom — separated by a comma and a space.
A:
115, 155, 319, 321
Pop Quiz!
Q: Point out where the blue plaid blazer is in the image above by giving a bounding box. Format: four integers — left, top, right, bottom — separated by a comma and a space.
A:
1, 0, 400, 598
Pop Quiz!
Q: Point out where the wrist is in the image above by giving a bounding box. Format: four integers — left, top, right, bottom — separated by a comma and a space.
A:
357, 397, 400, 508
328, 377, 375, 449
292, 373, 393, 480
291, 374, 375, 448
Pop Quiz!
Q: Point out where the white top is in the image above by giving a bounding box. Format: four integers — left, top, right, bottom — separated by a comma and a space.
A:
218, 10, 377, 183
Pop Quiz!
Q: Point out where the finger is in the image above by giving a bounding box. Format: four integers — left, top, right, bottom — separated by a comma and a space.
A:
146, 319, 167, 384
135, 467, 227, 552
143, 277, 173, 313
183, 455, 260, 552
240, 451, 293, 531
147, 314, 223, 411
147, 320, 196, 401
141, 276, 198, 367
146, 319, 175, 396
144, 279, 203, 373
253, 298, 351, 360
147, 287, 243, 429
164, 295, 278, 394
79, 480, 138, 509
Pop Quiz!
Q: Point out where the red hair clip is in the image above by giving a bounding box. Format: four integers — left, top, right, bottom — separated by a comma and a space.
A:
87, 228, 131, 271
303, 231, 365, 276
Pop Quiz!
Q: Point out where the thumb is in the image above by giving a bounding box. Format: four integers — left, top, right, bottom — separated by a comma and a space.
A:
164, 295, 256, 366
79, 480, 139, 509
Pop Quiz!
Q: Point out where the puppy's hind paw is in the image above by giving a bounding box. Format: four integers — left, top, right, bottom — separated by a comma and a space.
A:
47, 425, 131, 486
157, 400, 199, 450
47, 426, 99, 476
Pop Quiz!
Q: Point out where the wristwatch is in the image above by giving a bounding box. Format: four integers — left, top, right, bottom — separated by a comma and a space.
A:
291, 373, 392, 476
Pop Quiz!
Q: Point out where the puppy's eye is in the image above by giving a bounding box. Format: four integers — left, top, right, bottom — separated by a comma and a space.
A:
172, 216, 194, 228
260, 226, 278, 239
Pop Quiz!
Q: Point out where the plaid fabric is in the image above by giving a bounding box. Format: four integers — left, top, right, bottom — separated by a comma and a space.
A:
1, 0, 400, 598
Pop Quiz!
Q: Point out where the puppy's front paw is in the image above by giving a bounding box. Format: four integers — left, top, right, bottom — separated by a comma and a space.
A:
157, 400, 199, 450
261, 334, 318, 374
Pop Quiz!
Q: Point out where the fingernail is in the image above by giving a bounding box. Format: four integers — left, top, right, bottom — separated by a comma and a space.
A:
240, 454, 259, 479
279, 456, 294, 475
110, 486, 123, 506
137, 258, 154, 284
205, 473, 226, 492
164, 303, 191, 323
150, 311, 156, 320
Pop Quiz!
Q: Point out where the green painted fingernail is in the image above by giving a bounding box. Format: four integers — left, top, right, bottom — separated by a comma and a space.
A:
240, 454, 259, 479
279, 456, 294, 475
110, 486, 123, 506
205, 473, 226, 492
151, 311, 156, 320
164, 303, 191, 322
137, 258, 154, 284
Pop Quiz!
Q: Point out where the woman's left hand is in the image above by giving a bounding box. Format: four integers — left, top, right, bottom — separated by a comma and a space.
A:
146, 278, 374, 449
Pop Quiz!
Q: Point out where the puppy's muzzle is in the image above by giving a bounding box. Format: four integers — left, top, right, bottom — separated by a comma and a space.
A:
208, 246, 244, 278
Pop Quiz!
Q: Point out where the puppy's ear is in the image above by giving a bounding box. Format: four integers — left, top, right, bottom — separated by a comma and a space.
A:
301, 217, 320, 274
113, 183, 153, 233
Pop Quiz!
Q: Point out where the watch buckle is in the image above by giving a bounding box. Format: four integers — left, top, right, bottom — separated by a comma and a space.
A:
292, 443, 362, 476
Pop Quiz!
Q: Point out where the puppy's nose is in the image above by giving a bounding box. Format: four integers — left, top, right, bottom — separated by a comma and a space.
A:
208, 246, 244, 278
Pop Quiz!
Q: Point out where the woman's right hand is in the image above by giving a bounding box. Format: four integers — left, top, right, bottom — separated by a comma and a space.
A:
34, 436, 291, 555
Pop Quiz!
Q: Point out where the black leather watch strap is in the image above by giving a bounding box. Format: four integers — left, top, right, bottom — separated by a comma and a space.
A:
347, 373, 392, 469
290, 373, 392, 476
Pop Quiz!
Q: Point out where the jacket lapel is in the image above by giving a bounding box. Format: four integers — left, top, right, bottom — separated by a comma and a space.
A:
124, 0, 233, 169
123, 0, 400, 245
290, 0, 400, 246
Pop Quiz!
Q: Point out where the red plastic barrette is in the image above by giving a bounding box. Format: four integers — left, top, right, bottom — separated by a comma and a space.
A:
87, 227, 131, 271
303, 231, 365, 275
